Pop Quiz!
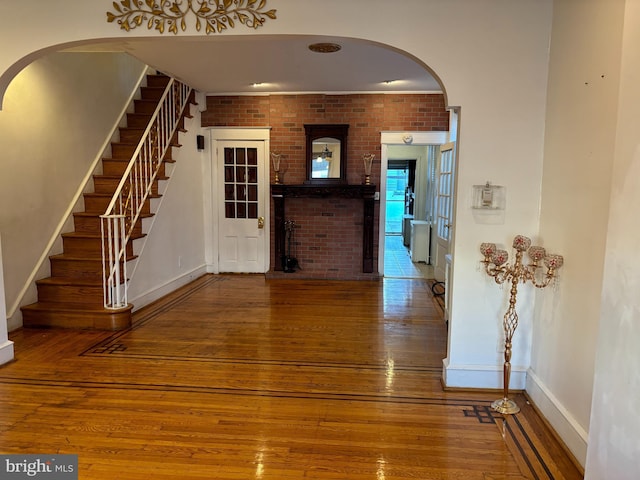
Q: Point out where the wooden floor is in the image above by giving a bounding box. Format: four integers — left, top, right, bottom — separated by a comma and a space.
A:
0, 274, 582, 479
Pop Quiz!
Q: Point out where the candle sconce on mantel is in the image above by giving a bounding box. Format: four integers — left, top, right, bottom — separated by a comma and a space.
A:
271, 152, 283, 184
363, 153, 375, 185
480, 235, 564, 415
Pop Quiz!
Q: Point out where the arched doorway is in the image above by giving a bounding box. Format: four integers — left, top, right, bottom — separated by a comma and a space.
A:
0, 34, 459, 364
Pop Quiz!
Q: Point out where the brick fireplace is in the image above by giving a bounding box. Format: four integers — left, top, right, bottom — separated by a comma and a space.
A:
271, 184, 376, 279
201, 93, 449, 279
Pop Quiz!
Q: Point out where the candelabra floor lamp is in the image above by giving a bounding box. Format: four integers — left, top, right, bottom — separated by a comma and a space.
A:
480, 235, 563, 414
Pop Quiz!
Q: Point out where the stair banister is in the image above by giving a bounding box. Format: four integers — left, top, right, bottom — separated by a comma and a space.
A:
101, 79, 192, 310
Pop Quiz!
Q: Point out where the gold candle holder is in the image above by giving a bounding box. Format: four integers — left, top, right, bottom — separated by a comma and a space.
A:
363, 153, 375, 185
271, 152, 282, 184
480, 235, 564, 414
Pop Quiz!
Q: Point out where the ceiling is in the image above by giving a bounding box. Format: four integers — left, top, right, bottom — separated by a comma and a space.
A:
67, 35, 442, 95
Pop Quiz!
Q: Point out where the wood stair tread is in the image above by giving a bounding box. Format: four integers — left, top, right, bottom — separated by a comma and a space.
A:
73, 211, 154, 219
49, 254, 138, 263
35, 277, 102, 287
94, 174, 169, 181
101, 158, 174, 163
61, 231, 145, 239
101, 157, 175, 164
22, 303, 133, 330
83, 192, 162, 199
21, 302, 127, 313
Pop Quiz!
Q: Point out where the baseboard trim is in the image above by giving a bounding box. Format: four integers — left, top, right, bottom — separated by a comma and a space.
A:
129, 266, 208, 311
442, 358, 527, 389
0, 340, 14, 365
526, 369, 588, 467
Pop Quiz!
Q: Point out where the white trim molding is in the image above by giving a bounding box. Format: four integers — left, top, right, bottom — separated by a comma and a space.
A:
130, 265, 208, 312
442, 358, 527, 390
526, 369, 588, 467
0, 235, 14, 364
379, 130, 450, 277
0, 341, 15, 366
380, 131, 449, 145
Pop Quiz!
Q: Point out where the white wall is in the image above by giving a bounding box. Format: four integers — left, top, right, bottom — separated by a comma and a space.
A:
126, 97, 207, 307
530, 0, 625, 466
585, 1, 640, 477
0, 52, 146, 329
442, 1, 553, 390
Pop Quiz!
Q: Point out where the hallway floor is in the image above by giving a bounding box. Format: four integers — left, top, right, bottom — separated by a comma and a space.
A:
383, 234, 433, 279
0, 275, 582, 479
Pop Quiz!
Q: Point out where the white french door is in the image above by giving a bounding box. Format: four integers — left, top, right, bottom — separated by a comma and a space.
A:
433, 142, 455, 282
216, 140, 267, 273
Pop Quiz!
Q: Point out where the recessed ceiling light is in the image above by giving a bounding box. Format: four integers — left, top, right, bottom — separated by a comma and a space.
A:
383, 80, 396, 85
308, 42, 342, 53
252, 82, 264, 87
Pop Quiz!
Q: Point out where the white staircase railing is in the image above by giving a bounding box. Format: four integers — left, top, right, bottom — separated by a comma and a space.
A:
101, 78, 192, 309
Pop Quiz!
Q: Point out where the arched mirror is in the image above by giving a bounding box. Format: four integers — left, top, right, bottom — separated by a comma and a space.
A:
304, 124, 348, 184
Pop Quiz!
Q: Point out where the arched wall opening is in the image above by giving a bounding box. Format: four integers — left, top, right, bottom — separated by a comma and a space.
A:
0, 34, 460, 368
0, 35, 452, 108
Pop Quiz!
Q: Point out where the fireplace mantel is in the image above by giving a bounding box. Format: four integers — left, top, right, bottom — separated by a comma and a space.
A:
271, 183, 376, 200
271, 184, 377, 273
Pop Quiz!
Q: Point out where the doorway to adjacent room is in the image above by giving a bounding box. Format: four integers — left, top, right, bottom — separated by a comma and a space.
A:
383, 157, 433, 279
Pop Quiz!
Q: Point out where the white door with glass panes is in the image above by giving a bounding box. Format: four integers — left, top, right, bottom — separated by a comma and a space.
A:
433, 142, 455, 282
217, 141, 267, 273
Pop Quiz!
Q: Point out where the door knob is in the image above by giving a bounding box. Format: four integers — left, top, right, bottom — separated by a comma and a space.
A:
258, 216, 265, 229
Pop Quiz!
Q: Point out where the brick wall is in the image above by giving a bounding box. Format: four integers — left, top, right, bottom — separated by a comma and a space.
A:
202, 93, 448, 279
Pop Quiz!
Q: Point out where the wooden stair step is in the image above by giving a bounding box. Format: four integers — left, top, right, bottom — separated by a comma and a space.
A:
83, 192, 157, 214
186, 90, 198, 112
126, 113, 152, 128
21, 302, 132, 330
93, 175, 161, 195
103, 151, 175, 172
140, 86, 166, 101
110, 144, 179, 162
134, 99, 160, 115
146, 74, 170, 88
62, 231, 145, 242
101, 158, 132, 176
92, 175, 125, 194
118, 127, 146, 144
73, 212, 149, 235
111, 142, 139, 159
61, 232, 142, 256
49, 254, 134, 281
49, 255, 103, 282
35, 277, 105, 307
